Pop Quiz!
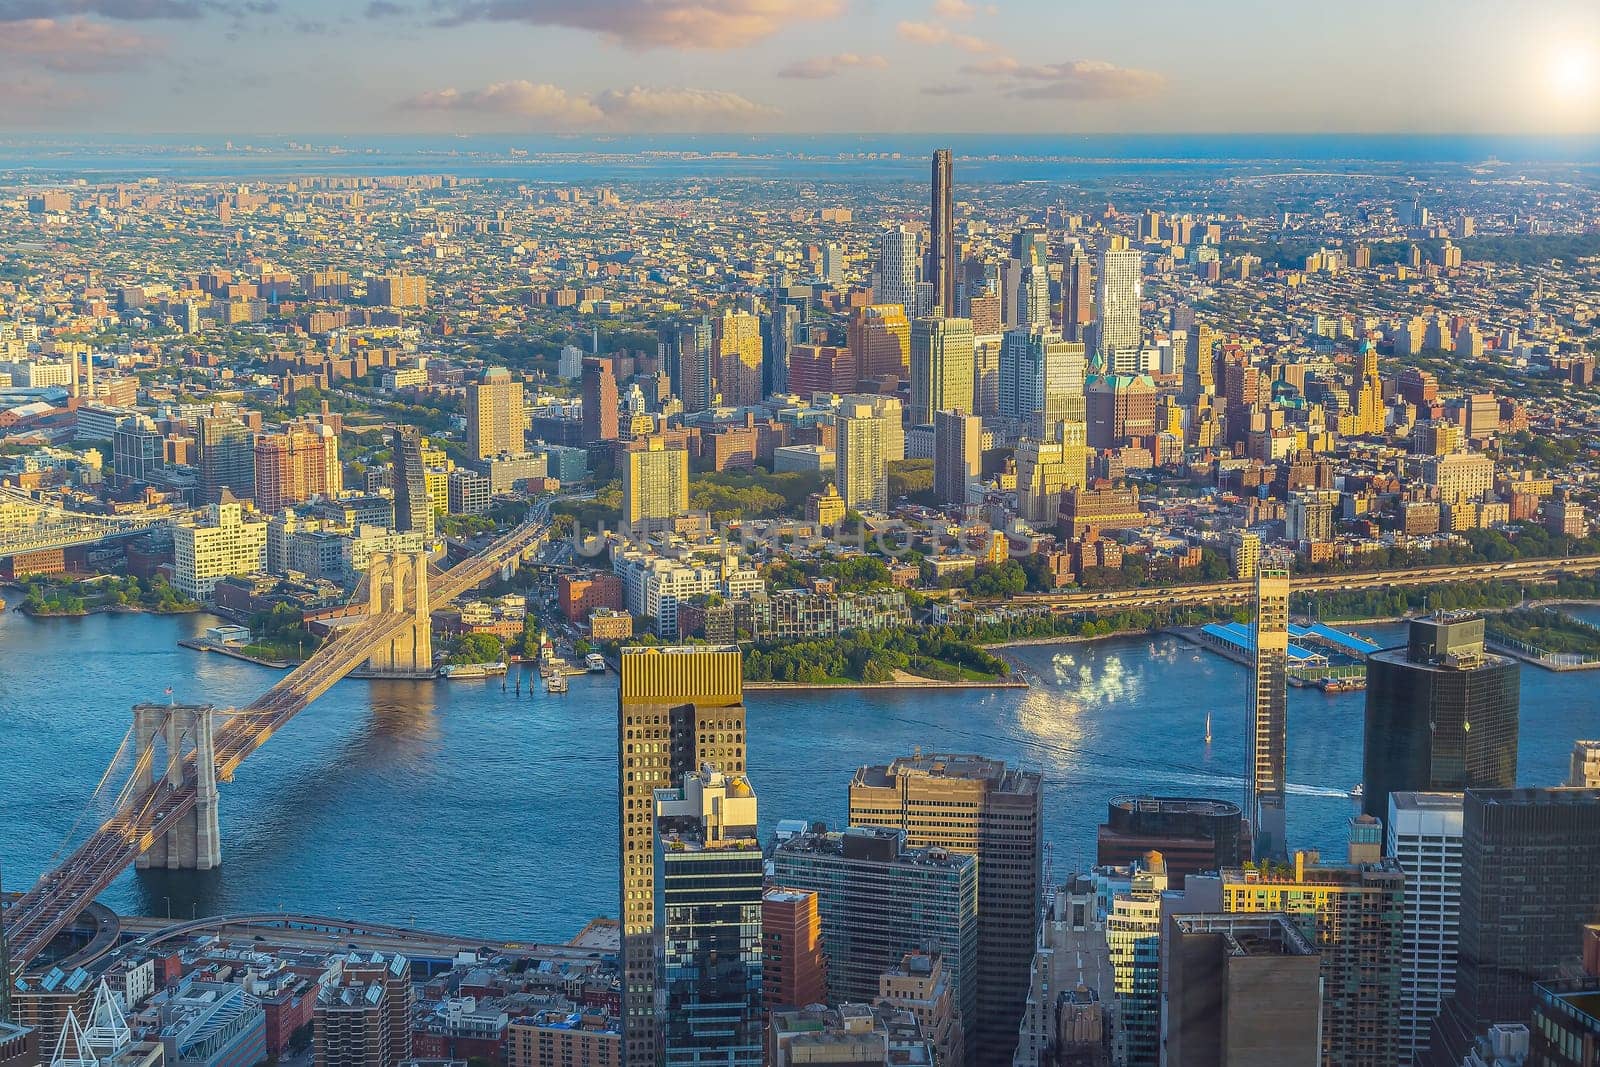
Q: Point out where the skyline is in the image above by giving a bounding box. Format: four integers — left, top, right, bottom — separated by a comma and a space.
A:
0, 0, 1595, 135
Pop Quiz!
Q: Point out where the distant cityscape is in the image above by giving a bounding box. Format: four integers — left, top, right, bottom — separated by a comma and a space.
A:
2, 136, 1600, 1067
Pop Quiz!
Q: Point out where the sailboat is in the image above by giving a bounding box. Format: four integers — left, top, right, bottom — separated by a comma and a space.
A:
1204, 712, 1213, 746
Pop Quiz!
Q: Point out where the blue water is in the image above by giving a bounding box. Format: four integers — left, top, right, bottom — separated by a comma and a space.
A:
0, 609, 1589, 941
4, 134, 1600, 181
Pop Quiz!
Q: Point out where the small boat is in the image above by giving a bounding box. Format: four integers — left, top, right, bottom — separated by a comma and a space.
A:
1204, 712, 1212, 745
547, 674, 569, 694
585, 653, 607, 673
1348, 783, 1364, 799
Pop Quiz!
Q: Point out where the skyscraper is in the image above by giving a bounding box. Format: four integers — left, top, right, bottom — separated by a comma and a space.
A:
1426, 788, 1600, 1067
1352, 340, 1384, 436
391, 426, 434, 538
715, 309, 764, 407
836, 397, 892, 514
466, 367, 524, 461
1106, 853, 1167, 1067
668, 319, 713, 413
1162, 914, 1322, 1067
932, 409, 980, 507
1221, 845, 1405, 1067
875, 227, 919, 312
909, 316, 974, 426
1062, 243, 1093, 343
1094, 241, 1142, 366
253, 422, 340, 515
1019, 263, 1051, 331
654, 766, 764, 1067
770, 826, 977, 1047
1182, 324, 1217, 401
196, 414, 255, 505
1386, 792, 1465, 1067
1248, 564, 1290, 861
998, 329, 1085, 441
848, 754, 1041, 1067
622, 439, 689, 528
1363, 614, 1520, 823
581, 356, 619, 444
848, 304, 912, 384
929, 150, 955, 317
618, 646, 747, 1067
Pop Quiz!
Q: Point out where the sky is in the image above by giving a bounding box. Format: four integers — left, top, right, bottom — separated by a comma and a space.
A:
1, 0, 1599, 135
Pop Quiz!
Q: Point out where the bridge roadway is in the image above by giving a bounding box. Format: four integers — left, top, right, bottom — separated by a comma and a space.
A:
0, 487, 169, 559
985, 553, 1600, 613
2, 515, 550, 971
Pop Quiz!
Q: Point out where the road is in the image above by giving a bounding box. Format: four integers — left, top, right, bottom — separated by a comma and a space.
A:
989, 553, 1600, 613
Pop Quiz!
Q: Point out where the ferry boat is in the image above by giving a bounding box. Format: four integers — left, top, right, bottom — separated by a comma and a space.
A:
439, 661, 508, 679
547, 673, 569, 694
585, 653, 607, 673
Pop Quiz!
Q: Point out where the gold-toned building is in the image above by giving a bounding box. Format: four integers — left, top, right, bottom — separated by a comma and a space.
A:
622, 438, 690, 526
617, 646, 746, 1067
466, 367, 524, 461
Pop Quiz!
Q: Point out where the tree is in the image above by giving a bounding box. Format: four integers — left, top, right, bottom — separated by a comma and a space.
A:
452, 633, 504, 664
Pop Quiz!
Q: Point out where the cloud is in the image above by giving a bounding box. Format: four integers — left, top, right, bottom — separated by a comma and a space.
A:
0, 74, 89, 117
399, 81, 778, 131
437, 0, 844, 49
777, 52, 887, 79
364, 0, 406, 14
920, 82, 972, 96
594, 85, 777, 127
0, 16, 160, 70
964, 57, 1166, 100
403, 81, 606, 123
0, 0, 202, 17
932, 0, 995, 18
896, 19, 995, 54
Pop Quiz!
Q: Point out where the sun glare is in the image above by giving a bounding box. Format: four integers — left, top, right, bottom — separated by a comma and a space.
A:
1546, 44, 1598, 99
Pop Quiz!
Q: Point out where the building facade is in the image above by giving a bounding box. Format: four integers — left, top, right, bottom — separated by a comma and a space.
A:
848, 754, 1041, 1067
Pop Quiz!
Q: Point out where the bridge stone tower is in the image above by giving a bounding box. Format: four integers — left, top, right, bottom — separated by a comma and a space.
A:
366, 550, 434, 676
132, 703, 220, 870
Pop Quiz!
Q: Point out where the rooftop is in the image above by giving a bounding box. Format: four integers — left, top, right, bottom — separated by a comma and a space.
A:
855, 752, 1040, 794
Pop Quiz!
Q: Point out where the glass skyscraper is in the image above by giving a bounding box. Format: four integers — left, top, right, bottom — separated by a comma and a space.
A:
654, 767, 764, 1067
1362, 614, 1519, 823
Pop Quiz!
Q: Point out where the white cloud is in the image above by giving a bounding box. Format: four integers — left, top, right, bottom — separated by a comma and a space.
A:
777, 52, 888, 79
964, 57, 1167, 100
400, 81, 778, 130
438, 0, 845, 49
896, 18, 996, 54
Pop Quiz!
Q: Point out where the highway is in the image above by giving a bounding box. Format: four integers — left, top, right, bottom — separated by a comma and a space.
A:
991, 553, 1600, 613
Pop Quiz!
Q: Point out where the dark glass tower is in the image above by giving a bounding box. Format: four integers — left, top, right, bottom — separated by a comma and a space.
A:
1424, 788, 1600, 1067
929, 148, 955, 317
1362, 614, 1519, 822
196, 415, 255, 504
390, 425, 434, 538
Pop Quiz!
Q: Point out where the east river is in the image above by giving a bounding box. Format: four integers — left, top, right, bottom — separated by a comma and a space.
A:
1, 607, 1593, 942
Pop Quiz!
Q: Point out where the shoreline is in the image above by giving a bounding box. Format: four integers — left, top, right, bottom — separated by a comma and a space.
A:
20, 603, 203, 619
178, 639, 293, 669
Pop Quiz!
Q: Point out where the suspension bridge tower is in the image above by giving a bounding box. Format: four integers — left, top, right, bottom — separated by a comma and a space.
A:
132, 703, 220, 870
365, 549, 434, 676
